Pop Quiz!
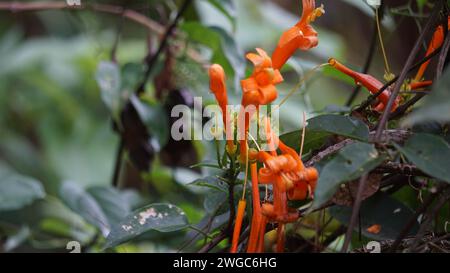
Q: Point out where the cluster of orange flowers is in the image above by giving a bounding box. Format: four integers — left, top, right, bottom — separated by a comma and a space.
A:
209, 0, 324, 253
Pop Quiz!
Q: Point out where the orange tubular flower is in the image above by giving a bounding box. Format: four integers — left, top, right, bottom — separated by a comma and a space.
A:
230, 199, 246, 253
414, 16, 450, 82
246, 118, 318, 253
328, 58, 400, 112
409, 80, 433, 90
272, 0, 325, 70
209, 64, 235, 153
247, 163, 262, 253
239, 48, 283, 158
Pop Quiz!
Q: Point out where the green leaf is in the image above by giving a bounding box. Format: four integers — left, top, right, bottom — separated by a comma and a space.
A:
394, 133, 450, 183
280, 130, 329, 157
104, 203, 189, 249
189, 175, 228, 214
307, 114, 369, 141
0, 174, 45, 211
0, 197, 95, 244
330, 193, 419, 241
59, 181, 110, 236
205, 0, 237, 29
311, 142, 386, 209
87, 186, 132, 227
403, 68, 450, 125
130, 94, 169, 149
188, 175, 228, 193
121, 62, 144, 92
180, 22, 245, 89
95, 61, 122, 122
204, 190, 228, 214
280, 114, 370, 154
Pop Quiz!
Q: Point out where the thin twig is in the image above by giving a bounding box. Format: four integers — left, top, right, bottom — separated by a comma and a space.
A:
198, 231, 228, 253
389, 185, 444, 252
436, 27, 450, 80
409, 186, 450, 252
389, 93, 426, 120
341, 173, 369, 252
374, 2, 442, 141
136, 0, 193, 95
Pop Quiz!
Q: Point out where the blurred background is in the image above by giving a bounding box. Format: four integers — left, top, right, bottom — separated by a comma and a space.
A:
0, 0, 433, 252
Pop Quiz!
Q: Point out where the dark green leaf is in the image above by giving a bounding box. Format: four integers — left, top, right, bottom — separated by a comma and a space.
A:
307, 114, 369, 141
394, 133, 450, 183
280, 130, 330, 156
59, 181, 110, 236
105, 203, 189, 248
0, 174, 45, 211
311, 142, 386, 209
280, 114, 369, 154
330, 193, 419, 241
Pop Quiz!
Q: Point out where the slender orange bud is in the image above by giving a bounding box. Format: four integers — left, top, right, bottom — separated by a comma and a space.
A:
209, 64, 235, 153
415, 26, 445, 82
410, 80, 433, 90
328, 58, 400, 112
230, 200, 246, 253
247, 163, 262, 253
256, 215, 268, 252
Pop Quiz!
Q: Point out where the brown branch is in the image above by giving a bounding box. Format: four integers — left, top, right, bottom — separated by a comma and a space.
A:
136, 0, 192, 95
305, 130, 411, 167
374, 162, 428, 177
0, 1, 164, 34
436, 26, 450, 80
